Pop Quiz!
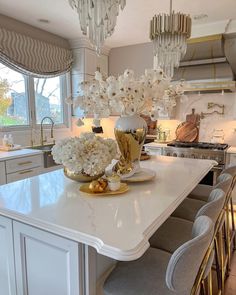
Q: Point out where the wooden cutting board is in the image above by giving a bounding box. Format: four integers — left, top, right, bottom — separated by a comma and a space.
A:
176, 122, 199, 142
186, 108, 200, 126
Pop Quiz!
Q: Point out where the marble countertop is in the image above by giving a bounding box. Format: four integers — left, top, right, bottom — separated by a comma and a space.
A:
227, 147, 236, 154
0, 156, 216, 261
0, 149, 42, 161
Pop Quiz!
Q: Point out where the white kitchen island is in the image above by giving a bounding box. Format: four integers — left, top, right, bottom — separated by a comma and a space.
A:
0, 156, 216, 295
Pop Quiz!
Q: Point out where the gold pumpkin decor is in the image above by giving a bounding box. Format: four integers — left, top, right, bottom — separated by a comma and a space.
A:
89, 178, 108, 193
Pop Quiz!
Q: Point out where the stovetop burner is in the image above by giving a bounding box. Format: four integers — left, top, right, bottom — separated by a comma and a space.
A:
167, 141, 229, 151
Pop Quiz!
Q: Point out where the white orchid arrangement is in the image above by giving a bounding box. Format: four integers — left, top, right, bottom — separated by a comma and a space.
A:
52, 133, 117, 176
73, 69, 185, 120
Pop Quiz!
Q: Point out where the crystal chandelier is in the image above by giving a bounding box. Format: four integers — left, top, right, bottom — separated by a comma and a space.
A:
68, 0, 126, 54
150, 0, 191, 78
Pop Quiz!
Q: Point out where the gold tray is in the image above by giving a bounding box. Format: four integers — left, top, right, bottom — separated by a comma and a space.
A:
80, 183, 129, 196
122, 168, 156, 183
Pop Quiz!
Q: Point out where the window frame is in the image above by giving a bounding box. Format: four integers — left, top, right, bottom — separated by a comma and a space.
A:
0, 67, 70, 132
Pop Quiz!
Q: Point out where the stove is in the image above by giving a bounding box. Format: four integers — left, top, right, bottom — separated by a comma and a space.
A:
164, 141, 229, 164
167, 141, 228, 151
163, 141, 230, 185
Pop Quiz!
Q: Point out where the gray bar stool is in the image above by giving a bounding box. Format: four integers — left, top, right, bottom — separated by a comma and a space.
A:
188, 173, 232, 202
150, 189, 225, 253
103, 216, 214, 295
150, 188, 226, 294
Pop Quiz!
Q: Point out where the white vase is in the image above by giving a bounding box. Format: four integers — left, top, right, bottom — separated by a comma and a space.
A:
114, 114, 147, 177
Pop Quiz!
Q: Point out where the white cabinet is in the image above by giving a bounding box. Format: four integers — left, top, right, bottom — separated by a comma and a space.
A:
228, 153, 236, 166
0, 161, 6, 185
13, 221, 83, 295
1, 154, 43, 184
6, 154, 42, 174
72, 47, 108, 77
0, 216, 16, 295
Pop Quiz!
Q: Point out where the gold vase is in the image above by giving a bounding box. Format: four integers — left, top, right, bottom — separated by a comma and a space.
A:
64, 168, 104, 182
114, 114, 147, 176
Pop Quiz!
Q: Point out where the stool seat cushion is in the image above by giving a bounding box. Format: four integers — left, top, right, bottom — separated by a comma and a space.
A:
172, 198, 206, 221
149, 217, 193, 253
104, 248, 190, 295
188, 184, 211, 202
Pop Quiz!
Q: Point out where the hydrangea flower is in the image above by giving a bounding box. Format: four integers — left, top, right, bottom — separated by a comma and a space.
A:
52, 133, 117, 176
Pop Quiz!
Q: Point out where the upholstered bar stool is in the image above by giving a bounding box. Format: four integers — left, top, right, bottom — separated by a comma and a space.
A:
186, 172, 233, 278
172, 188, 227, 223
103, 216, 214, 295
188, 173, 232, 202
150, 189, 225, 252
221, 166, 236, 249
150, 188, 225, 294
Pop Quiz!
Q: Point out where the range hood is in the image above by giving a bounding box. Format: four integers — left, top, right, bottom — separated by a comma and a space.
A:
173, 34, 236, 92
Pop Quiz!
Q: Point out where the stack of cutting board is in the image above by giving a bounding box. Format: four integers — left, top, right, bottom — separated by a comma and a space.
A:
175, 109, 200, 142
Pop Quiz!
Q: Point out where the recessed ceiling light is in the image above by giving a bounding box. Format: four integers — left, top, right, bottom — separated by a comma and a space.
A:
193, 14, 208, 21
38, 19, 50, 24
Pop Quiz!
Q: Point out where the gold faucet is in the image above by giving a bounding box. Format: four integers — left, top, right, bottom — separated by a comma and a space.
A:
40, 117, 55, 146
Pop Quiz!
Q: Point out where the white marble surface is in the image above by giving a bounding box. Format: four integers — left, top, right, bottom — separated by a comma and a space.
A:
0, 149, 42, 161
227, 146, 236, 154
0, 156, 216, 261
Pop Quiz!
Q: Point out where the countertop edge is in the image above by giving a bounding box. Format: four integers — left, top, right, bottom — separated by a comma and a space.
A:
0, 149, 43, 161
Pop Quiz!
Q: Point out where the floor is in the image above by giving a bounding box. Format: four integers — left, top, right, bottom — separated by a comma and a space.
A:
218, 206, 236, 295
224, 252, 236, 295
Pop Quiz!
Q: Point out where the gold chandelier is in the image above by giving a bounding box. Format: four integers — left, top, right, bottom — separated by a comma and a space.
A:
150, 0, 192, 78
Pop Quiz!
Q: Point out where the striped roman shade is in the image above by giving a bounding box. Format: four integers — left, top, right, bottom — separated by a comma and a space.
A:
0, 27, 73, 77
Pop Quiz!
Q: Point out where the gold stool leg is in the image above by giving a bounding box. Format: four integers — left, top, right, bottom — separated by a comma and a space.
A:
230, 197, 236, 250
214, 236, 222, 292
218, 228, 225, 293
207, 270, 213, 295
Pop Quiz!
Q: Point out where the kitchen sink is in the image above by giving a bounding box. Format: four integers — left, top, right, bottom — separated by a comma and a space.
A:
27, 144, 58, 168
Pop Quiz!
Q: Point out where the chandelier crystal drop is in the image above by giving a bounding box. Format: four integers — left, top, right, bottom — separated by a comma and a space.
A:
68, 0, 126, 54
150, 0, 191, 78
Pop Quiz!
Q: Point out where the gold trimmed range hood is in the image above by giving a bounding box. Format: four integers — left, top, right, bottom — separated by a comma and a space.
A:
173, 34, 236, 92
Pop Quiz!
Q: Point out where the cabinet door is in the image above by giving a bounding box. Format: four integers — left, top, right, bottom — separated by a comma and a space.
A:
0, 161, 6, 185
0, 215, 17, 295
13, 222, 83, 295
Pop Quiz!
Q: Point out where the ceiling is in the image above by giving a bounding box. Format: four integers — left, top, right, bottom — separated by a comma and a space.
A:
0, 0, 236, 48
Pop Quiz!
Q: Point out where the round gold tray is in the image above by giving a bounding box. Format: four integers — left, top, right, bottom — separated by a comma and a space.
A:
123, 168, 156, 183
79, 183, 129, 196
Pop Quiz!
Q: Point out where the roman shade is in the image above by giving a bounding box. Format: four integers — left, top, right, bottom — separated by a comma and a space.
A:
0, 27, 73, 77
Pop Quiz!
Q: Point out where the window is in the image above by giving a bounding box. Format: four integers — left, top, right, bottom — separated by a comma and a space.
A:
34, 76, 64, 124
0, 65, 29, 127
0, 63, 69, 129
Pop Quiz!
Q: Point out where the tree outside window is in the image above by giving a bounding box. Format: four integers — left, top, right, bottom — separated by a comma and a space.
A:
0, 63, 66, 128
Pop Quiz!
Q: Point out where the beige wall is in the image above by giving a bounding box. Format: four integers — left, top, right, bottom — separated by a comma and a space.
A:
109, 42, 153, 76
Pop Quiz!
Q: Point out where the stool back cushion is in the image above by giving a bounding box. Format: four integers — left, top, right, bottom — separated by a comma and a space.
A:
223, 165, 236, 178
166, 216, 214, 293
216, 174, 232, 194
196, 188, 225, 223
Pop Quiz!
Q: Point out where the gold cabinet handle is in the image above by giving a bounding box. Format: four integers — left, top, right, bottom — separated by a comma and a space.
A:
19, 170, 33, 175
18, 161, 33, 166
